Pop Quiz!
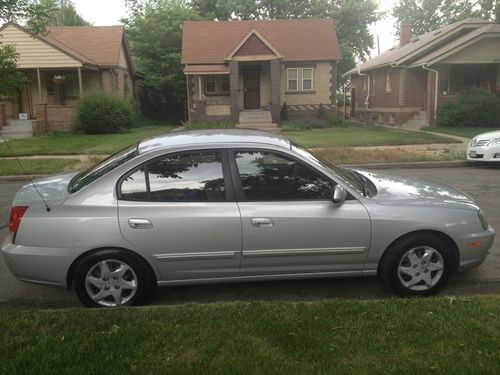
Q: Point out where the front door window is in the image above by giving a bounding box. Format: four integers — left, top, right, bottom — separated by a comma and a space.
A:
243, 69, 260, 109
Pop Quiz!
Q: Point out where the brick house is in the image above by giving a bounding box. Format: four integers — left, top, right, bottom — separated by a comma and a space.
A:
181, 19, 341, 127
343, 19, 500, 127
0, 22, 142, 136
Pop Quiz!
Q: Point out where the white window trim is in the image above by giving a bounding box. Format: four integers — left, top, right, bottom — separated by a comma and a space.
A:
287, 68, 298, 91
302, 68, 314, 91
385, 69, 391, 93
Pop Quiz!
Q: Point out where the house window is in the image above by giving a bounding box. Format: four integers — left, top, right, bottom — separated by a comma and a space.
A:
385, 69, 391, 93
204, 75, 230, 95
302, 68, 313, 90
370, 72, 375, 95
124, 73, 129, 98
287, 68, 298, 91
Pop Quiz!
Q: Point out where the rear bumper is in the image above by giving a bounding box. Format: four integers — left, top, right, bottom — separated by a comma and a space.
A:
1, 236, 81, 288
458, 225, 495, 271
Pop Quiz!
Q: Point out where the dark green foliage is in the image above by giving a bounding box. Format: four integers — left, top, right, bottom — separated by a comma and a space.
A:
337, 92, 350, 107
40, 0, 91, 26
317, 103, 327, 120
0, 45, 26, 96
0, 0, 56, 35
76, 92, 138, 134
436, 88, 500, 128
329, 114, 345, 127
280, 102, 289, 122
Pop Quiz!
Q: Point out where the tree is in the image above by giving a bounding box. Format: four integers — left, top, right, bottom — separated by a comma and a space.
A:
0, 0, 56, 35
0, 44, 27, 96
393, 0, 498, 37
123, 0, 201, 120
40, 0, 91, 26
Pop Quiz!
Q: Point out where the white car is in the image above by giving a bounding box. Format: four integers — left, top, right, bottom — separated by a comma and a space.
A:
467, 130, 500, 162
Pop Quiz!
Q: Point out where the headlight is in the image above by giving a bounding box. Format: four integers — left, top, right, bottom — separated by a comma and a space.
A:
478, 210, 488, 231
486, 138, 500, 147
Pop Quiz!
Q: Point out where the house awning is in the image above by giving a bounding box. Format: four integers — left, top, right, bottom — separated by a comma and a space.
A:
183, 64, 229, 75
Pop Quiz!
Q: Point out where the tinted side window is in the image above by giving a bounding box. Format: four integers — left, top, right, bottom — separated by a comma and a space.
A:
120, 151, 226, 202
234, 151, 333, 201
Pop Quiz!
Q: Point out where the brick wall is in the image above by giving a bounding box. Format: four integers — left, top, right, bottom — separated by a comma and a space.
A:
35, 105, 76, 134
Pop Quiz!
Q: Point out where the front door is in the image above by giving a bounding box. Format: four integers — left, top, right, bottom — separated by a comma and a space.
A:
244, 69, 260, 109
117, 150, 242, 281
230, 149, 371, 276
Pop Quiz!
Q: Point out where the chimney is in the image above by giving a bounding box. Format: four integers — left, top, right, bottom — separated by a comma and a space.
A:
400, 23, 412, 46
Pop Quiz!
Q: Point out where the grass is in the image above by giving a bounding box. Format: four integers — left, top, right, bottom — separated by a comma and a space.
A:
0, 159, 80, 176
1, 296, 500, 373
422, 126, 500, 139
285, 122, 458, 148
315, 148, 465, 165
0, 125, 174, 157
185, 121, 234, 130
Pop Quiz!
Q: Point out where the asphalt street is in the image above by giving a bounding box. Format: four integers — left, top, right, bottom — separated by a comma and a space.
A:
0, 165, 499, 308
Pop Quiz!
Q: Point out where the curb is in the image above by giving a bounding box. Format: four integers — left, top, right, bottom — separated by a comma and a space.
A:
0, 161, 473, 182
340, 160, 470, 169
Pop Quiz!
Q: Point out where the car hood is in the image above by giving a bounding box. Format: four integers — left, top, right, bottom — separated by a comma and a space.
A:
472, 130, 500, 141
13, 172, 79, 207
356, 170, 478, 210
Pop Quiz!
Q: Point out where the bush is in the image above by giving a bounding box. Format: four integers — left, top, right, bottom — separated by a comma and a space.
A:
280, 102, 289, 122
436, 87, 500, 128
76, 92, 138, 134
317, 103, 327, 120
329, 114, 345, 127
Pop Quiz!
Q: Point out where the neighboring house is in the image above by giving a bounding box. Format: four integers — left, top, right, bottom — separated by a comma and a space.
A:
181, 19, 341, 126
344, 19, 500, 127
0, 22, 142, 135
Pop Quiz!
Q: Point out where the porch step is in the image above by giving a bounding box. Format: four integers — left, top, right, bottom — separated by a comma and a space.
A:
401, 111, 428, 131
0, 120, 33, 139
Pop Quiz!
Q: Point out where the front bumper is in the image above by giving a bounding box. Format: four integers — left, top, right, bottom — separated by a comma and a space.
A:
458, 225, 495, 271
467, 145, 500, 161
1, 236, 81, 288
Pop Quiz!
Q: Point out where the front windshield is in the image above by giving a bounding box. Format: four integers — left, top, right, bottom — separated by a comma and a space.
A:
291, 143, 365, 195
68, 144, 139, 193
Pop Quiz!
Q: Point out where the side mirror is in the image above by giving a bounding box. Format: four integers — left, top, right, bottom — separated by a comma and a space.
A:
333, 184, 347, 204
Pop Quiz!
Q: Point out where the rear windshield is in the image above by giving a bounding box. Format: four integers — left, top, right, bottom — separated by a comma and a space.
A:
68, 144, 139, 193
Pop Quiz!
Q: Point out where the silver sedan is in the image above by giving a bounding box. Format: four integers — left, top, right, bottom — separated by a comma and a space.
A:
2, 130, 495, 307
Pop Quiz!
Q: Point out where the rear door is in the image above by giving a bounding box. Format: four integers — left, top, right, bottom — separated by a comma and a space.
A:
230, 149, 371, 276
117, 149, 242, 281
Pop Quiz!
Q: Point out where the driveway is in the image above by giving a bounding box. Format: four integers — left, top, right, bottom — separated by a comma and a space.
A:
0, 165, 499, 308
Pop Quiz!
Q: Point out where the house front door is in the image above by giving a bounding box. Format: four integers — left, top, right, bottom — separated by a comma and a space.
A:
244, 68, 260, 109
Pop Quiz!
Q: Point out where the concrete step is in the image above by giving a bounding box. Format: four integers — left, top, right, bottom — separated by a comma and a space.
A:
239, 111, 272, 120
5, 120, 33, 132
239, 119, 274, 126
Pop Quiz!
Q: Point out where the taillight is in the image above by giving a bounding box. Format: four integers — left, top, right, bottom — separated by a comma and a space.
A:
9, 206, 29, 243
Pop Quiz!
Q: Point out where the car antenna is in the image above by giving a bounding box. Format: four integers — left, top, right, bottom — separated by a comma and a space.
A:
0, 132, 51, 212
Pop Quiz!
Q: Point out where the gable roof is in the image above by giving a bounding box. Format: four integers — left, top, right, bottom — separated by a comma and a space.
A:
344, 18, 495, 76
181, 18, 341, 64
0, 22, 137, 72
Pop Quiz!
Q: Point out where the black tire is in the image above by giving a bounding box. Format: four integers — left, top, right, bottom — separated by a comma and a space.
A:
74, 249, 154, 308
379, 233, 455, 296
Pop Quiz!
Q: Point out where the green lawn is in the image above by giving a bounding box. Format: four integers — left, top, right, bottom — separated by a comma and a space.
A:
286, 123, 458, 148
422, 126, 500, 139
1, 297, 499, 373
0, 159, 79, 176
0, 125, 174, 157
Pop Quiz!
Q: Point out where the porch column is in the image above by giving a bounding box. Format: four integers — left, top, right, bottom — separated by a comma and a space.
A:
78, 67, 83, 98
36, 68, 43, 104
229, 61, 240, 123
425, 70, 437, 125
270, 58, 281, 125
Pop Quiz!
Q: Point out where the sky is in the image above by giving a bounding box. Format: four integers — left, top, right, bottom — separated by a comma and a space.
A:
73, 0, 399, 58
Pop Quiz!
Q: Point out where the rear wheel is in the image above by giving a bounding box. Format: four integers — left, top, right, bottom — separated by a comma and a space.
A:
74, 250, 153, 308
380, 234, 454, 296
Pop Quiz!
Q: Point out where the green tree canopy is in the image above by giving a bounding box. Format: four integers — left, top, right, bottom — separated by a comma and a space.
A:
392, 0, 499, 37
0, 44, 27, 96
40, 0, 91, 26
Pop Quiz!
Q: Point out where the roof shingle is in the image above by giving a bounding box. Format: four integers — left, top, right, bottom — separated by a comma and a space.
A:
181, 18, 341, 64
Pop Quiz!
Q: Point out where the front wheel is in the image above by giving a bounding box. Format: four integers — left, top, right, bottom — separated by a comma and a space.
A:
380, 234, 455, 296
74, 250, 154, 307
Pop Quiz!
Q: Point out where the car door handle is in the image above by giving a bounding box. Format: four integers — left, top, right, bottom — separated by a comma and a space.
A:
251, 218, 274, 228
128, 218, 153, 229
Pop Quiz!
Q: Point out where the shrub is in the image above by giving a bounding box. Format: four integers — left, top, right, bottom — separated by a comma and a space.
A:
280, 102, 289, 121
329, 114, 345, 127
436, 87, 500, 128
76, 92, 138, 134
317, 103, 327, 120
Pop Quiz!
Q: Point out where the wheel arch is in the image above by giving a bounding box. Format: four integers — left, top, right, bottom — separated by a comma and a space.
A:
377, 229, 460, 276
66, 246, 158, 289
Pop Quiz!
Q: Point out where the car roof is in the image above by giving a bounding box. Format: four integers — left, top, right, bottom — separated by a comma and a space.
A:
138, 129, 292, 154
